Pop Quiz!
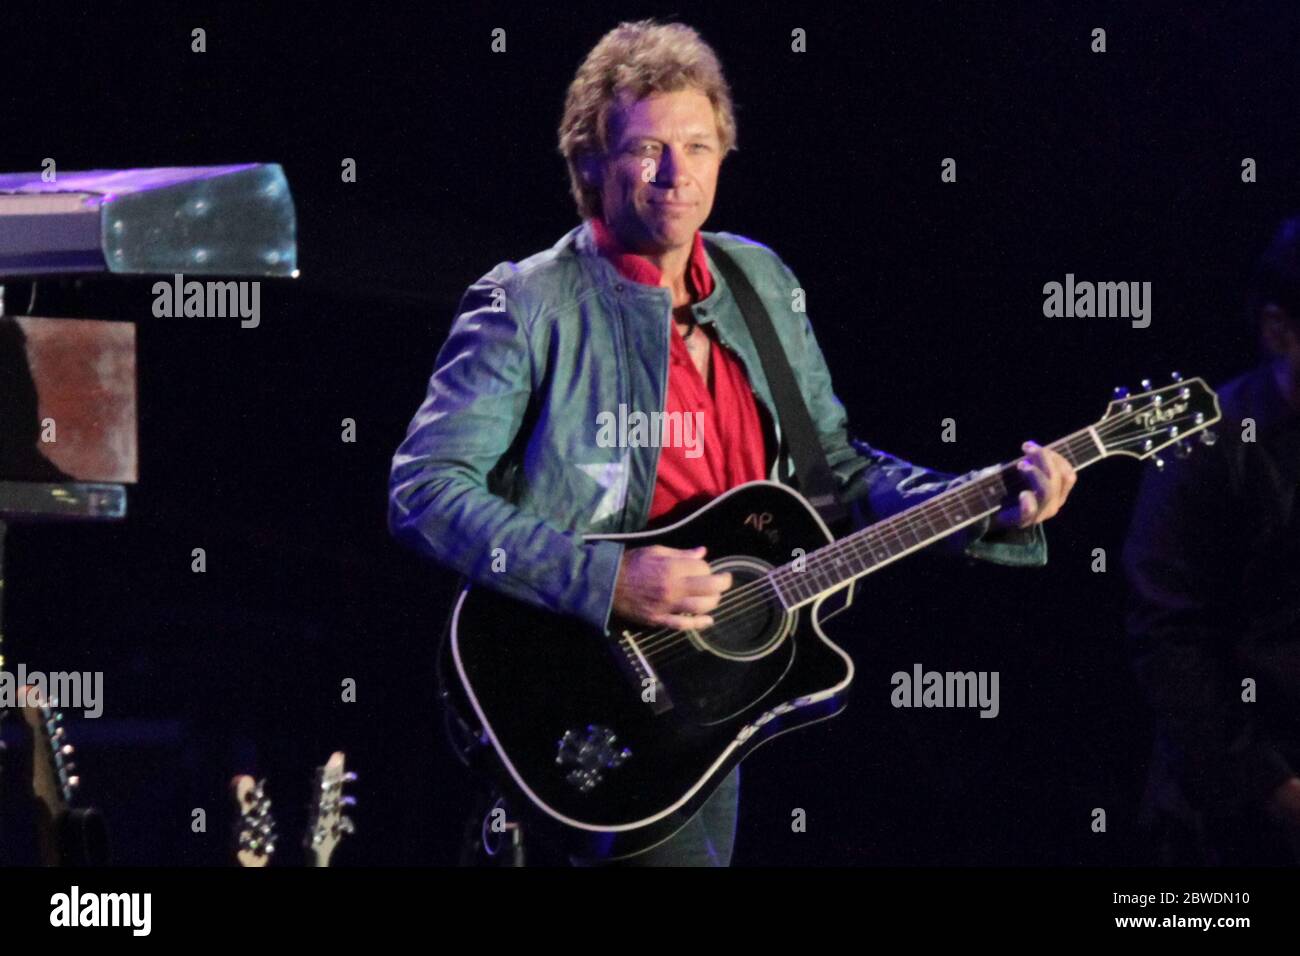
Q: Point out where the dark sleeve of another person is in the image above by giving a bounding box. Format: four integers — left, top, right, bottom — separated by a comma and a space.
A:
1121, 440, 1294, 817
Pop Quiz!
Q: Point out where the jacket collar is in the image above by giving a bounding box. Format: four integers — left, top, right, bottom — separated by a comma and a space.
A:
572, 219, 728, 325
585, 216, 716, 300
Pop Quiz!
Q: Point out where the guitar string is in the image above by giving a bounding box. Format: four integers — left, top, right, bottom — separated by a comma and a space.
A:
637, 424, 1187, 673
637, 428, 1086, 661
626, 404, 1206, 662
637, 424, 1168, 668
635, 433, 1097, 668
640, 425, 1187, 672
635, 431, 1097, 659
634, 404, 1189, 654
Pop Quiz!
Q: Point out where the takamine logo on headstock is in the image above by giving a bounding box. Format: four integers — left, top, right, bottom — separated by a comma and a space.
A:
1133, 399, 1187, 430
1099, 373, 1221, 467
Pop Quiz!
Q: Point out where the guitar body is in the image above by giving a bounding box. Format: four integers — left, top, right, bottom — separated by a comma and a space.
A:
445, 480, 856, 861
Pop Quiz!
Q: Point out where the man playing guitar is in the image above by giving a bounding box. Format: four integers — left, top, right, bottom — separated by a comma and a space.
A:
389, 18, 1075, 866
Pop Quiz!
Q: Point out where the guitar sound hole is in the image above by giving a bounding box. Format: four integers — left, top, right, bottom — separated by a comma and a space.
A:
691, 557, 792, 661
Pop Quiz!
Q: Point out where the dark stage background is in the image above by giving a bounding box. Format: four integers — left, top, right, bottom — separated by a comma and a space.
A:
1, 2, 1296, 865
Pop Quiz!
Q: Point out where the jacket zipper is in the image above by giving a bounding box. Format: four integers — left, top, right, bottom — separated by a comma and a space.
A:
634, 295, 671, 531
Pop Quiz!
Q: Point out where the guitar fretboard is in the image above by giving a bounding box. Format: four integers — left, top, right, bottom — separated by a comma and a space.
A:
768, 428, 1105, 608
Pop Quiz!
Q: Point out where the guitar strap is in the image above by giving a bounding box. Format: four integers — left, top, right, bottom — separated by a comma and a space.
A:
703, 238, 850, 532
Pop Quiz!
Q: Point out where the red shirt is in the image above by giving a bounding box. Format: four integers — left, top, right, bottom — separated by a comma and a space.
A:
589, 217, 771, 524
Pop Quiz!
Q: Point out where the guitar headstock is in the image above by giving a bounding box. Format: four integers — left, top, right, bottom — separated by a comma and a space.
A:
1097, 373, 1222, 467
231, 775, 277, 867
305, 751, 356, 867
17, 685, 78, 815
17, 684, 107, 866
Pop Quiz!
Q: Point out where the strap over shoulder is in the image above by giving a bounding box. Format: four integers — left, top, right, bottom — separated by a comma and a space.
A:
703, 238, 849, 532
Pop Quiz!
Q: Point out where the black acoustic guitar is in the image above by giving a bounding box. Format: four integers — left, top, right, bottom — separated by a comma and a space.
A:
445, 376, 1221, 860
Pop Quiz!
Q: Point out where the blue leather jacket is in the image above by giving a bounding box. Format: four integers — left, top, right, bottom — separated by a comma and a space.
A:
389, 221, 1046, 634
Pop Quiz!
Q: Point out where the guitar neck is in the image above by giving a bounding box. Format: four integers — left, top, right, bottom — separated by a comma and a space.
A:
769, 426, 1110, 609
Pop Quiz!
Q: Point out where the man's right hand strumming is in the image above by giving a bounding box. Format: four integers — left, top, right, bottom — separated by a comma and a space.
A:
612, 545, 734, 631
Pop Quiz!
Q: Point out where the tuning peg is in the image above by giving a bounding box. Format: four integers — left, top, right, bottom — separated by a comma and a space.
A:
343, 771, 358, 784
1141, 378, 1152, 390
1112, 385, 1130, 399
1153, 456, 1165, 470
1171, 370, 1183, 382
1200, 430, 1218, 446
1173, 440, 1192, 459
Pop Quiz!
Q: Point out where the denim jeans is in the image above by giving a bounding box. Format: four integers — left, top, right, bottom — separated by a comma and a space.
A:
587, 766, 741, 868
468, 765, 741, 867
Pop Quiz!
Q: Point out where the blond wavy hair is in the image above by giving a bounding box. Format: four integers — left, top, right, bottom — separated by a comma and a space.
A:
557, 19, 738, 220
